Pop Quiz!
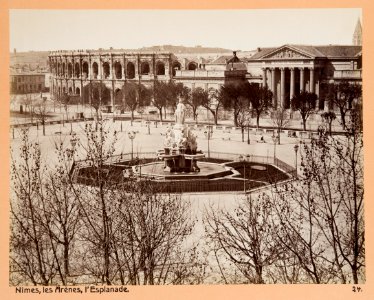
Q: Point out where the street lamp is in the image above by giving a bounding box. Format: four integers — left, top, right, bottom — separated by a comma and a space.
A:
294, 144, 299, 177
134, 157, 143, 179
128, 131, 136, 161
272, 134, 277, 162
239, 154, 251, 193
204, 126, 213, 158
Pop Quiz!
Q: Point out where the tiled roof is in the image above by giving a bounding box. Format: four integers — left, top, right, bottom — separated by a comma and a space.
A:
210, 55, 233, 64
314, 45, 362, 57
249, 45, 362, 60
250, 48, 277, 59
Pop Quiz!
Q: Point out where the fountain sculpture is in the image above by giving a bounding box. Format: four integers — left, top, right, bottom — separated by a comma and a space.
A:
158, 99, 205, 172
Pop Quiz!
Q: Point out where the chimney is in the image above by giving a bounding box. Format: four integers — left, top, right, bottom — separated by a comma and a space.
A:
233, 51, 237, 57
257, 47, 261, 52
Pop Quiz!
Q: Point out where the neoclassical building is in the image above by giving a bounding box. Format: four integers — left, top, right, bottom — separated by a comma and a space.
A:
49, 43, 362, 113
246, 44, 362, 111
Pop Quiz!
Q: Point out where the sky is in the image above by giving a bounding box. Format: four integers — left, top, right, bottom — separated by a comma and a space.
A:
9, 9, 362, 52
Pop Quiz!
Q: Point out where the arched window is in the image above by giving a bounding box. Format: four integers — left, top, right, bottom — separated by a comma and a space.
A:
103, 62, 110, 79
92, 62, 98, 79
127, 62, 135, 79
141, 62, 150, 75
82, 61, 89, 79
188, 62, 197, 71
74, 62, 80, 78
68, 63, 73, 78
114, 62, 122, 79
156, 62, 165, 75
62, 63, 66, 76
114, 88, 123, 106
75, 87, 80, 95
172, 61, 181, 76
68, 87, 73, 94
57, 63, 61, 75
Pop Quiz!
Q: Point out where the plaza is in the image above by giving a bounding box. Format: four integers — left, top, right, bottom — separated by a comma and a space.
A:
8, 9, 365, 287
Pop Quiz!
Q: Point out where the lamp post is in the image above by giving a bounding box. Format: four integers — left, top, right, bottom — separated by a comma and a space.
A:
134, 157, 142, 179
239, 154, 251, 193
128, 131, 136, 161
247, 124, 250, 144
294, 144, 299, 177
204, 126, 213, 158
272, 134, 277, 162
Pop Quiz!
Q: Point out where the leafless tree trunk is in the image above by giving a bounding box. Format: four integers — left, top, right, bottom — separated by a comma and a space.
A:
204, 194, 283, 284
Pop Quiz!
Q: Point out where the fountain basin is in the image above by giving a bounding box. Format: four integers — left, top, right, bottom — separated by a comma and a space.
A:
135, 161, 233, 180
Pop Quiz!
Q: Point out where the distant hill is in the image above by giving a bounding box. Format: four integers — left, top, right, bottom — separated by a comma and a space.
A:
10, 51, 50, 70
9, 45, 236, 69
138, 45, 233, 54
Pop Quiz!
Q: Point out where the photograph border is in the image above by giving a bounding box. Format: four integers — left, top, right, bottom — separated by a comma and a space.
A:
1, 1, 373, 299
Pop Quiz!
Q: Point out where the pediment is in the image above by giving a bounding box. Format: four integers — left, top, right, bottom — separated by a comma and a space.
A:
262, 47, 311, 59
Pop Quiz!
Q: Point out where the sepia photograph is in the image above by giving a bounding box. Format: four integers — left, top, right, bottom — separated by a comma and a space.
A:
3, 2, 371, 299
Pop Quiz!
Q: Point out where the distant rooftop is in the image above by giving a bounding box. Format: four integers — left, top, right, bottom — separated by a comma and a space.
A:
250, 44, 362, 60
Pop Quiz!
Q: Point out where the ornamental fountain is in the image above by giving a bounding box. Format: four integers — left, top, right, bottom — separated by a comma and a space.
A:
157, 99, 205, 173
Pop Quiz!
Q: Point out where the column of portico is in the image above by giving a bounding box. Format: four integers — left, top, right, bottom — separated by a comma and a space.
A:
315, 70, 321, 110
280, 68, 285, 108
262, 68, 267, 88
300, 67, 305, 92
309, 67, 317, 110
290, 68, 295, 99
309, 67, 315, 93
271, 68, 276, 108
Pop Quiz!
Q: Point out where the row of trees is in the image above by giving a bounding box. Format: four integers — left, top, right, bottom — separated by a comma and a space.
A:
52, 79, 361, 134
205, 112, 364, 284
10, 124, 205, 286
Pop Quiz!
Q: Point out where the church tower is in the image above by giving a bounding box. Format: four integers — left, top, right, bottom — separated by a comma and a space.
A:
352, 18, 362, 46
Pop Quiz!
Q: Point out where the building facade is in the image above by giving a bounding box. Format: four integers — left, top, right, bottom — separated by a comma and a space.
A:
10, 72, 46, 94
48, 50, 210, 111
246, 44, 362, 111
48, 44, 362, 113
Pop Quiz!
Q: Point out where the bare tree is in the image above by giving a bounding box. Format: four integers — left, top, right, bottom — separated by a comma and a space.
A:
327, 81, 362, 130
39, 137, 82, 284
299, 117, 364, 283
220, 82, 250, 127
122, 82, 152, 124
10, 130, 56, 285
112, 181, 198, 285
270, 107, 290, 144
82, 82, 111, 127
320, 111, 336, 135
199, 88, 222, 125
188, 87, 204, 122
56, 92, 71, 123
236, 102, 251, 143
10, 129, 82, 286
270, 182, 333, 284
33, 99, 51, 136
246, 83, 273, 128
19, 92, 36, 123
152, 80, 185, 121
70, 121, 119, 285
205, 194, 283, 284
